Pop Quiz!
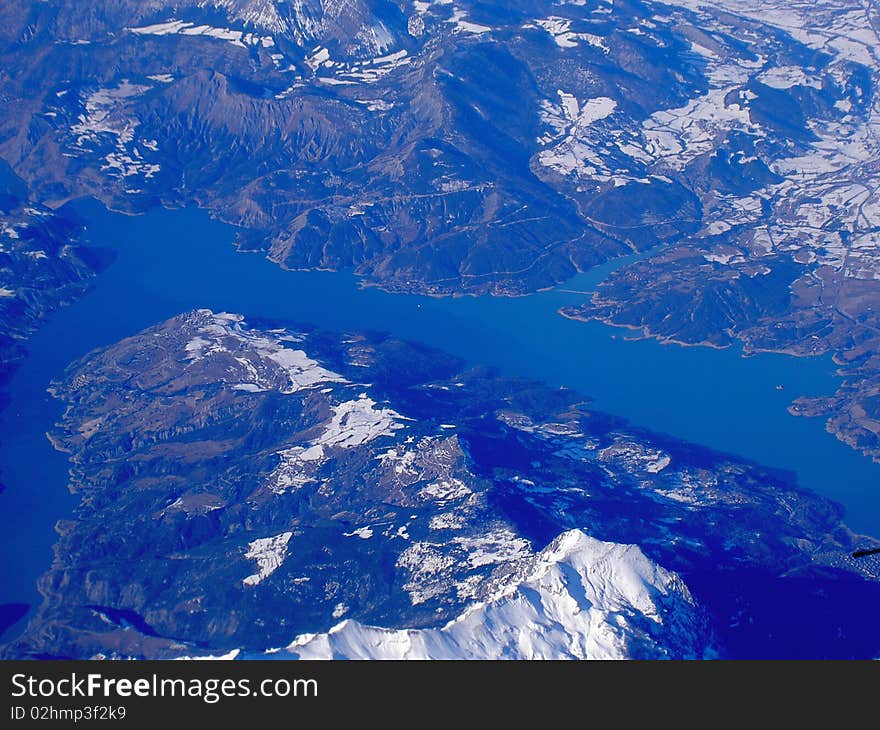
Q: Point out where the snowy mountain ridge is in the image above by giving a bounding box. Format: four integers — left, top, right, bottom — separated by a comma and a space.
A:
279, 530, 713, 659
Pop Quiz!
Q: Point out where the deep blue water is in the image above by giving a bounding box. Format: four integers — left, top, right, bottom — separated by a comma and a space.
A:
1, 199, 878, 640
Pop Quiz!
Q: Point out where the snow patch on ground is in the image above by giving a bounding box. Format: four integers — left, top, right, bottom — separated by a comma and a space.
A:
453, 529, 531, 568
242, 532, 293, 586
530, 17, 609, 52
600, 438, 672, 475
319, 395, 405, 449
396, 541, 458, 605
308, 46, 411, 85
419, 477, 472, 502
638, 0, 880, 281
263, 394, 405, 494
536, 92, 620, 183
449, 6, 491, 35
429, 512, 465, 530
184, 310, 347, 395
128, 19, 273, 50
70, 81, 161, 181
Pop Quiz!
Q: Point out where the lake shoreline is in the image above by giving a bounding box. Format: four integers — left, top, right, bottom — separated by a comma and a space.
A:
2, 199, 880, 643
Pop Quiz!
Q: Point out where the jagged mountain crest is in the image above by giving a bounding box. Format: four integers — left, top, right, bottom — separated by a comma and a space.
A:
202, 0, 410, 52
283, 530, 714, 660
4, 0, 411, 54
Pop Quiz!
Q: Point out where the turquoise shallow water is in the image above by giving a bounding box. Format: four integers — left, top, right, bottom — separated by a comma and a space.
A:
1, 199, 877, 638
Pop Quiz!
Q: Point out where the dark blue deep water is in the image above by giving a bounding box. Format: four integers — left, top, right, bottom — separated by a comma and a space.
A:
1, 199, 878, 639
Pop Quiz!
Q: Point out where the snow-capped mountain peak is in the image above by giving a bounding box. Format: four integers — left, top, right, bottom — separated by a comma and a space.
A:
281, 530, 712, 659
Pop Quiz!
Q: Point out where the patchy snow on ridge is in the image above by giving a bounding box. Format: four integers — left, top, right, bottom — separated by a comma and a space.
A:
242, 531, 293, 586
449, 6, 491, 35
264, 444, 325, 494
179, 310, 408, 496
263, 394, 406, 495
600, 438, 672, 475
128, 19, 274, 49
318, 394, 405, 448
70, 81, 162, 181
620, 0, 880, 281
453, 528, 531, 568
315, 48, 412, 85
280, 530, 710, 659
530, 17, 609, 52
70, 81, 151, 144
536, 91, 619, 182
184, 310, 347, 394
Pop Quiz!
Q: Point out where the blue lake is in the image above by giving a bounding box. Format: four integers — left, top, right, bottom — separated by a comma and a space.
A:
1, 198, 878, 639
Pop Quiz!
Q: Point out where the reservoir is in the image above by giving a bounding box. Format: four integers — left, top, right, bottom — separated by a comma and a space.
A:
1, 198, 878, 639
